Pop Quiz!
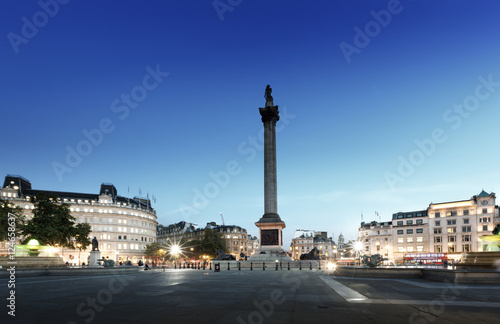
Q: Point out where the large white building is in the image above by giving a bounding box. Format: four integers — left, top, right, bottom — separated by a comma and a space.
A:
359, 221, 394, 261
428, 190, 498, 259
358, 190, 500, 264
1, 175, 157, 265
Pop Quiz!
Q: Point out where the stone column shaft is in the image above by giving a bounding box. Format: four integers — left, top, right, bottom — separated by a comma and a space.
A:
264, 121, 278, 215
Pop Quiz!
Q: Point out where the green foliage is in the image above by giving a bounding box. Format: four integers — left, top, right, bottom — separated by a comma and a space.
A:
0, 198, 25, 242
22, 193, 86, 249
145, 242, 166, 257
197, 228, 228, 258
74, 223, 92, 251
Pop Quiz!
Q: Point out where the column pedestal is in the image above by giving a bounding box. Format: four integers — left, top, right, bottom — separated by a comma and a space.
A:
89, 250, 101, 268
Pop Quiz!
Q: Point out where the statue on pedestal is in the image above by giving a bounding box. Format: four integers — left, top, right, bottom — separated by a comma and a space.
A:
92, 237, 99, 251
264, 85, 273, 105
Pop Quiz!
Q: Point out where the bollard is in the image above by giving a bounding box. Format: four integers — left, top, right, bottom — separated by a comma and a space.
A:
198, 263, 201, 270
175, 262, 177, 269
183, 262, 186, 269
275, 262, 278, 271
263, 262, 265, 270
319, 261, 321, 270
209, 262, 212, 270
299, 262, 302, 270
280, 262, 282, 270
238, 262, 241, 270
310, 262, 312, 270
203, 262, 206, 270
250, 262, 253, 270
288, 262, 290, 271
228, 262, 230, 271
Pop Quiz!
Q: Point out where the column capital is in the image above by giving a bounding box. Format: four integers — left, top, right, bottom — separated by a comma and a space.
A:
259, 105, 280, 124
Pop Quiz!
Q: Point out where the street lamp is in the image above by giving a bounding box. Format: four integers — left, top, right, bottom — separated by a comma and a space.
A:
76, 243, 82, 266
353, 241, 364, 265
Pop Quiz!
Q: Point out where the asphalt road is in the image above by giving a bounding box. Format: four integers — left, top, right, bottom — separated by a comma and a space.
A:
1, 268, 500, 324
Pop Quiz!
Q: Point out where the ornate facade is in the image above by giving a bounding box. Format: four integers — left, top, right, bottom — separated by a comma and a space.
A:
157, 221, 252, 258
289, 230, 337, 261
1, 175, 157, 265
358, 190, 500, 264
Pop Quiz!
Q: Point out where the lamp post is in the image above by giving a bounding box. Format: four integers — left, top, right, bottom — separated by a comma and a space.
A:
76, 243, 82, 266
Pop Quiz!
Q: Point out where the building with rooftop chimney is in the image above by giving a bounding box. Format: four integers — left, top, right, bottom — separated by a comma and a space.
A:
0, 175, 157, 265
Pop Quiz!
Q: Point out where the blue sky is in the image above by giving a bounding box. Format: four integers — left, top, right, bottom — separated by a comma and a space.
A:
2, 0, 500, 246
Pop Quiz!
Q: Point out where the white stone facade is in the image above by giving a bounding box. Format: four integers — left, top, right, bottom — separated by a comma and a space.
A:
357, 191, 500, 264
0, 175, 157, 265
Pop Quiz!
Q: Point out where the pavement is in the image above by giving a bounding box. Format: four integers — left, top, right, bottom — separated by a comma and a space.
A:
1, 268, 500, 323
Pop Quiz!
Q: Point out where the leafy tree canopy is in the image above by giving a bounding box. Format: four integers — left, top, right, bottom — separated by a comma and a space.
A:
197, 228, 228, 258
22, 193, 89, 249
0, 198, 25, 241
145, 242, 167, 257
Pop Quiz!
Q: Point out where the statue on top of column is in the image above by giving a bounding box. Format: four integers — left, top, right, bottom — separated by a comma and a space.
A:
264, 85, 273, 105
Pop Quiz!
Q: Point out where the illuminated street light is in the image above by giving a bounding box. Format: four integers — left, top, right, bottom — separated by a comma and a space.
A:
353, 241, 363, 253
170, 244, 181, 256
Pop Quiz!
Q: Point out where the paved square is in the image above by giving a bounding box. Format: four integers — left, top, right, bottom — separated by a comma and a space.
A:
2, 269, 500, 323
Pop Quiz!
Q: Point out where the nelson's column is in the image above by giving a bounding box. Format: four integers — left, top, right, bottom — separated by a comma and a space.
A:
251, 85, 291, 261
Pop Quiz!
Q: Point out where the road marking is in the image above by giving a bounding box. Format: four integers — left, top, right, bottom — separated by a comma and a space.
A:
319, 276, 369, 303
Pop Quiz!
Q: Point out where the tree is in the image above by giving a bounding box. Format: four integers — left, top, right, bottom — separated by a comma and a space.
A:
22, 193, 87, 249
74, 223, 92, 251
198, 228, 228, 258
0, 198, 25, 242
144, 242, 166, 257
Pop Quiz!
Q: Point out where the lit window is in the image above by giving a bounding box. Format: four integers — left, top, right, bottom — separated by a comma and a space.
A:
417, 237, 423, 243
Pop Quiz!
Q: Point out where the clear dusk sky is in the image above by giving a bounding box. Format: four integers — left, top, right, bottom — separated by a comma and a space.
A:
2, 0, 500, 247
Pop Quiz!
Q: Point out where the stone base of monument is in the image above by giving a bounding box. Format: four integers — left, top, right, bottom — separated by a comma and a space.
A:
247, 247, 293, 262
88, 250, 101, 268
208, 260, 320, 270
